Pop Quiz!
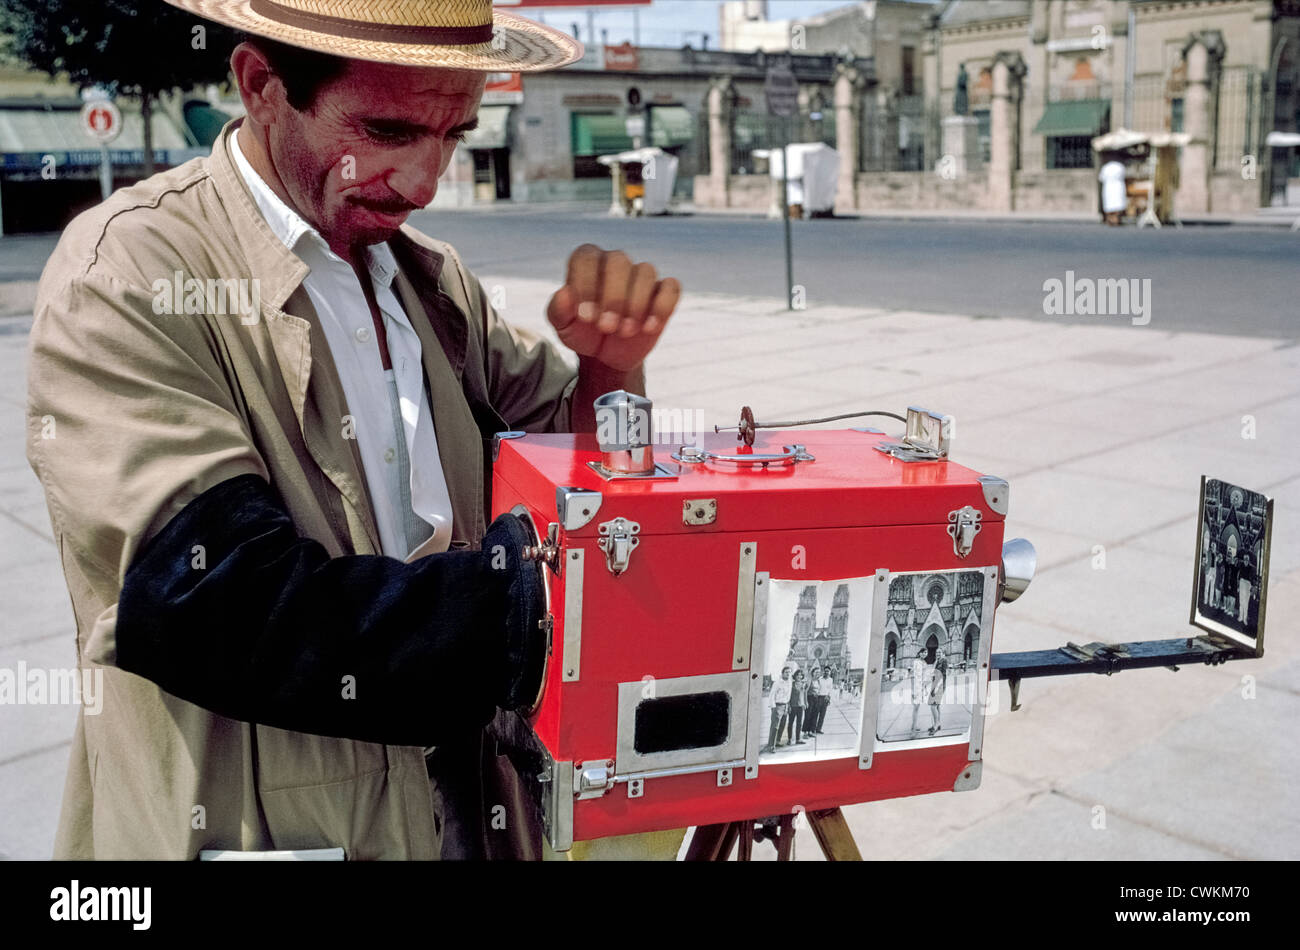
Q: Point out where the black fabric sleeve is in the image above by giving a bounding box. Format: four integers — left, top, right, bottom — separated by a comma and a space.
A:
116, 473, 543, 747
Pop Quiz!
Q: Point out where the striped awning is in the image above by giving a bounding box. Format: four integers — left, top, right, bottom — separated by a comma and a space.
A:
1033, 99, 1110, 137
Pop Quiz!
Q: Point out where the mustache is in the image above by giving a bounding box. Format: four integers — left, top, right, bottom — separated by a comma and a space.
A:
350, 196, 421, 214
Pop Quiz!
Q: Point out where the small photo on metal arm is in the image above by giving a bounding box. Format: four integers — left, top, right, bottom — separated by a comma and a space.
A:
1191, 476, 1272, 655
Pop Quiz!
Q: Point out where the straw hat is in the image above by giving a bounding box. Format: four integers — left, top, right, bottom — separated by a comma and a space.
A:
161, 0, 584, 71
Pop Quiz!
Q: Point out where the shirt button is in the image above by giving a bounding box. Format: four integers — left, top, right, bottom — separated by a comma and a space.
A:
383, 447, 396, 464
355, 327, 372, 343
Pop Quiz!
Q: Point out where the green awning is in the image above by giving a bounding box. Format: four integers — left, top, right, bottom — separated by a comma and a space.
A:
183, 101, 234, 148
648, 106, 693, 148
571, 113, 633, 156
1033, 99, 1110, 137
464, 104, 510, 149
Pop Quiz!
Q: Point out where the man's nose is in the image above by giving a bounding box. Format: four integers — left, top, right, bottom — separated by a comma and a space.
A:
385, 139, 445, 210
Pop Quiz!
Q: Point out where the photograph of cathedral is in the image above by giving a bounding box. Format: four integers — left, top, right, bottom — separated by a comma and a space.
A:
1192, 477, 1272, 651
875, 568, 990, 747
760, 576, 873, 765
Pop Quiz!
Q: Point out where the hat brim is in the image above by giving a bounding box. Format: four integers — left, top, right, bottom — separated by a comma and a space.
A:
163, 1, 584, 72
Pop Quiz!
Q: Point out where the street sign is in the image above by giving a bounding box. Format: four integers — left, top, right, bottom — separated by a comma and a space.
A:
80, 99, 122, 144
764, 62, 798, 118
624, 115, 645, 139
626, 86, 641, 108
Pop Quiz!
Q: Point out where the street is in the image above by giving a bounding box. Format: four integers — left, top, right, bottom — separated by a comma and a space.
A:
414, 209, 1299, 338
1, 210, 1297, 861
4, 213, 1298, 336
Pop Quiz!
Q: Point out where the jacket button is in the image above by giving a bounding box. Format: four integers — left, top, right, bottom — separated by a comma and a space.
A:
355, 327, 372, 343
383, 447, 396, 463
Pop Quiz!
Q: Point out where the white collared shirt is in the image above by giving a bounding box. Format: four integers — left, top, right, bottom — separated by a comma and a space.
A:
231, 130, 453, 559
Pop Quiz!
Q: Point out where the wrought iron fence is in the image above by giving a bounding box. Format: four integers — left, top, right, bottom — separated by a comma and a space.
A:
860, 95, 931, 172
728, 111, 836, 175
1217, 66, 1263, 170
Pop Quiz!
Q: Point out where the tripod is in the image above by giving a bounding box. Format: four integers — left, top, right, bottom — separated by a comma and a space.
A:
684, 807, 862, 861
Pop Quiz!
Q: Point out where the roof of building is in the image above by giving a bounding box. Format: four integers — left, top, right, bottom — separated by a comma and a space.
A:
939, 0, 1031, 27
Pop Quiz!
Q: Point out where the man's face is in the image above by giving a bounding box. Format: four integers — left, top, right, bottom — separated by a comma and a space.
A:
266, 58, 484, 253
781, 668, 791, 680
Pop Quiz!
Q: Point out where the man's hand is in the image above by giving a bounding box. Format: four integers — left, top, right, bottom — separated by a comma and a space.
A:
547, 244, 680, 373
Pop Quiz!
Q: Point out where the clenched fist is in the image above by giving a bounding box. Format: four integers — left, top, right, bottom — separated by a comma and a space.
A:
546, 244, 680, 372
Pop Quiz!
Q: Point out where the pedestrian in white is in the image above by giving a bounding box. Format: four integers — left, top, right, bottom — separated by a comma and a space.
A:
1099, 158, 1127, 226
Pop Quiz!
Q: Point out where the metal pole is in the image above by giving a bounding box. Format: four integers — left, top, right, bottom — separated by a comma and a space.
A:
99, 145, 113, 201
782, 116, 793, 311
1123, 4, 1136, 129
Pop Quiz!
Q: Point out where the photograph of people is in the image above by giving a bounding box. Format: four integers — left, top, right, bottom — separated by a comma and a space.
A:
1194, 478, 1271, 641
876, 569, 988, 747
761, 578, 872, 762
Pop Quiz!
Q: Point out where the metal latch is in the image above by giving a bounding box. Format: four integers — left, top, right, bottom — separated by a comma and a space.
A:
947, 505, 983, 558
683, 499, 717, 525
596, 517, 640, 575
574, 761, 615, 800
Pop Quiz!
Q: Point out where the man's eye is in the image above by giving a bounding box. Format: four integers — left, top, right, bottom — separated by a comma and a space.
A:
362, 124, 417, 145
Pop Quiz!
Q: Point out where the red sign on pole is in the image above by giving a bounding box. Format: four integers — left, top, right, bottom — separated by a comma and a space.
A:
80, 99, 122, 144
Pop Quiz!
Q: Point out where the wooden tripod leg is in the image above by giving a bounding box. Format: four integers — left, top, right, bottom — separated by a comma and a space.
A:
685, 823, 730, 861
806, 807, 862, 861
775, 814, 796, 861
737, 821, 754, 861
685, 822, 742, 861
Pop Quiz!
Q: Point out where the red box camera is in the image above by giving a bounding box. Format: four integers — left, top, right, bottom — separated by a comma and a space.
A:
491, 400, 1016, 851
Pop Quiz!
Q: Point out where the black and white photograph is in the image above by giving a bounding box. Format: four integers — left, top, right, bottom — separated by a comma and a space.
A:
1192, 477, 1273, 652
874, 568, 991, 749
759, 576, 873, 764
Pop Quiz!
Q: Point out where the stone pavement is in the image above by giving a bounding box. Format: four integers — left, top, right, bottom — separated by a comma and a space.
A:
0, 270, 1296, 860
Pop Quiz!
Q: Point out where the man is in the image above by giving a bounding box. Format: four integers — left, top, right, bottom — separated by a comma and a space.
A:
804, 665, 822, 738
762, 666, 793, 753
928, 652, 948, 736
787, 669, 807, 746
815, 666, 835, 733
26, 0, 680, 859
1221, 527, 1242, 622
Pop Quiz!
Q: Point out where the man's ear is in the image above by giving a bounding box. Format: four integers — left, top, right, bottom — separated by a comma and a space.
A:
231, 42, 283, 128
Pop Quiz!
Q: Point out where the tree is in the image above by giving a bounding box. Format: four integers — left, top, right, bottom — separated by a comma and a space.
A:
0, 0, 240, 177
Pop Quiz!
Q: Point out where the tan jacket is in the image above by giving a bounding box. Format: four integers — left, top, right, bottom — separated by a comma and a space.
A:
26, 122, 577, 859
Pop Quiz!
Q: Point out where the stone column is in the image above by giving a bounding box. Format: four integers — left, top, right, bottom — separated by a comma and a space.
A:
833, 62, 864, 214
707, 76, 734, 208
989, 51, 1026, 212
921, 24, 941, 167
1108, 1, 1130, 130
1179, 31, 1224, 215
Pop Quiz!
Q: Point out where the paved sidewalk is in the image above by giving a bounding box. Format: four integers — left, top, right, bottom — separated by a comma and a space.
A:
0, 273, 1296, 860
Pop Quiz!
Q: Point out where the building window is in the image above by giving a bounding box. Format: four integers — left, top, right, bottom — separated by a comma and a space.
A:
1048, 135, 1094, 169
1170, 97, 1184, 133
901, 46, 916, 97
974, 108, 991, 163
